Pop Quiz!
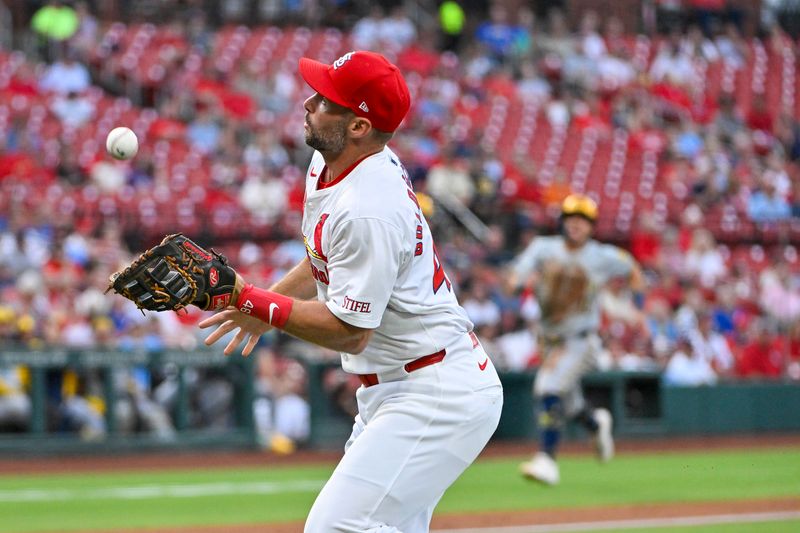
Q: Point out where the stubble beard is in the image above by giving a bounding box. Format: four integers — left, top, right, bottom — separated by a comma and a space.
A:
305, 120, 348, 154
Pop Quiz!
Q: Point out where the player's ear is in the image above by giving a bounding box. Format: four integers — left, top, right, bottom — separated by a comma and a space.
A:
348, 116, 373, 139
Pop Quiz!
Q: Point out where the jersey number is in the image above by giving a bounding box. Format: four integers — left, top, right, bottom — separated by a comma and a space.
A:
432, 245, 451, 294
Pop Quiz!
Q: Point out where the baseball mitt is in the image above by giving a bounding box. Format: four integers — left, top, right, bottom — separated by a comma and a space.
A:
537, 261, 590, 324
107, 233, 243, 312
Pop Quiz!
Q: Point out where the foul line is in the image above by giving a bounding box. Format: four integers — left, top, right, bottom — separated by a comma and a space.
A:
433, 510, 800, 532
0, 480, 325, 502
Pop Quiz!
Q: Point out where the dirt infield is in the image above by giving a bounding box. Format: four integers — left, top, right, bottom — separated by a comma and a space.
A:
79, 497, 800, 532
4, 434, 799, 532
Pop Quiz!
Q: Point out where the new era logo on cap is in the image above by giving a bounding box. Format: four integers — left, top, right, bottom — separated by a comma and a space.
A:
299, 51, 411, 133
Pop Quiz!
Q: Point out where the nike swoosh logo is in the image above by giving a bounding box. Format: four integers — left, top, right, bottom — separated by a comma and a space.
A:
310, 169, 318, 177
478, 358, 489, 371
268, 303, 279, 324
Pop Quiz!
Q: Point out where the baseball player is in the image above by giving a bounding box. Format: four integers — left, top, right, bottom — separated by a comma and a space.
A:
199, 51, 503, 532
505, 194, 645, 486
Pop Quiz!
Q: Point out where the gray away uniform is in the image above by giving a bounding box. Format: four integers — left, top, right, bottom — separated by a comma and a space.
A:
512, 236, 634, 415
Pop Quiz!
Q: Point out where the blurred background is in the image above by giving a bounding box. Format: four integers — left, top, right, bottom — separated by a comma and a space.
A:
0, 0, 799, 455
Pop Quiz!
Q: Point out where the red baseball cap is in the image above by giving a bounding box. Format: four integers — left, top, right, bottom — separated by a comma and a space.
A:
299, 51, 411, 133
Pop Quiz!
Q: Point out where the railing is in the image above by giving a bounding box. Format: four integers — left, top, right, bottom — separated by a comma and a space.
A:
0, 346, 256, 454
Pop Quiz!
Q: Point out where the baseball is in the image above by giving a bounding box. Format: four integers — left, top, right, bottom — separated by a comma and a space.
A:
106, 127, 139, 160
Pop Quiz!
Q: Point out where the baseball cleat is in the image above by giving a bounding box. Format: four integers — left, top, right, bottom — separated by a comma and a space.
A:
592, 408, 614, 463
520, 452, 560, 485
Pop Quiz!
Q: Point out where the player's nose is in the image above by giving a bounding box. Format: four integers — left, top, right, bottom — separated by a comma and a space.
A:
303, 94, 317, 114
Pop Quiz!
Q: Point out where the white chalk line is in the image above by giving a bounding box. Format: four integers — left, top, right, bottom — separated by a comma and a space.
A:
433, 510, 800, 532
0, 479, 325, 502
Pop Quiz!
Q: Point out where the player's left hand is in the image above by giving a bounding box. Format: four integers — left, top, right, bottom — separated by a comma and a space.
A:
199, 307, 273, 356
106, 233, 243, 312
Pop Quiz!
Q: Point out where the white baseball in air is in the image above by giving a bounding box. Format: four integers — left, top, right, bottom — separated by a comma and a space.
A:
106, 126, 139, 160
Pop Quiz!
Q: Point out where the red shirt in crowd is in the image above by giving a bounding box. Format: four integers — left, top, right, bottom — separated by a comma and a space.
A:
736, 337, 785, 378
630, 229, 661, 267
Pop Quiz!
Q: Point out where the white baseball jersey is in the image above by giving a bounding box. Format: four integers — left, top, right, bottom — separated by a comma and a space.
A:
301, 147, 473, 374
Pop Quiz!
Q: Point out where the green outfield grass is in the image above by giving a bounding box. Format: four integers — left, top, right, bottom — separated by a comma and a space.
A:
1, 446, 798, 532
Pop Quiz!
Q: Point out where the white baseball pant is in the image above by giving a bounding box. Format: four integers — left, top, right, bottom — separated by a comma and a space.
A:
304, 333, 503, 532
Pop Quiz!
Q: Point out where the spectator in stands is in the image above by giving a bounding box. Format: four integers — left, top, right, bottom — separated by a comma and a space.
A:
630, 212, 663, 269
351, 5, 384, 51
787, 321, 800, 380
69, 1, 98, 59
186, 102, 223, 154
682, 24, 720, 62
688, 311, 736, 377
509, 6, 535, 63
675, 286, 705, 336
746, 94, 774, 137
55, 147, 87, 186
747, 180, 792, 223
713, 93, 745, 146
516, 61, 551, 102
492, 310, 538, 371
688, 0, 729, 37
380, 5, 417, 51
759, 262, 800, 325
673, 121, 705, 160
650, 32, 695, 86
646, 297, 680, 360
50, 90, 95, 128
462, 280, 502, 330
764, 151, 792, 197
474, 3, 516, 63
115, 363, 177, 440
258, 62, 298, 115
38, 50, 90, 94
545, 87, 571, 128
31, 0, 79, 61
735, 319, 785, 378
711, 284, 740, 337
243, 130, 290, 173
663, 334, 718, 386
570, 10, 605, 88
684, 228, 728, 288
231, 61, 264, 109
438, 0, 466, 52
253, 346, 310, 452
54, 366, 106, 440
715, 22, 748, 69
239, 172, 288, 223
88, 158, 126, 193
116, 316, 176, 439
536, 8, 576, 66
185, 9, 213, 54
791, 179, 800, 218
425, 146, 475, 206
0, 357, 30, 431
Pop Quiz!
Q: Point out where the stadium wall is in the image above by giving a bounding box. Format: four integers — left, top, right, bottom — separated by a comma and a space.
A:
1, 349, 799, 454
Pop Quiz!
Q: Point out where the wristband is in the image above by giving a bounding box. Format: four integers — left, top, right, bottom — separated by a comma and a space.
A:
235, 284, 294, 328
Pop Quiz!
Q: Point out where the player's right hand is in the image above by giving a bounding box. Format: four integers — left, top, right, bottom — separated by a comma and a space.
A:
199, 306, 273, 357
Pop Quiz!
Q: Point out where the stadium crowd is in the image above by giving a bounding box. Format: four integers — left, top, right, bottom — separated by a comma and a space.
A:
1, 0, 800, 441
